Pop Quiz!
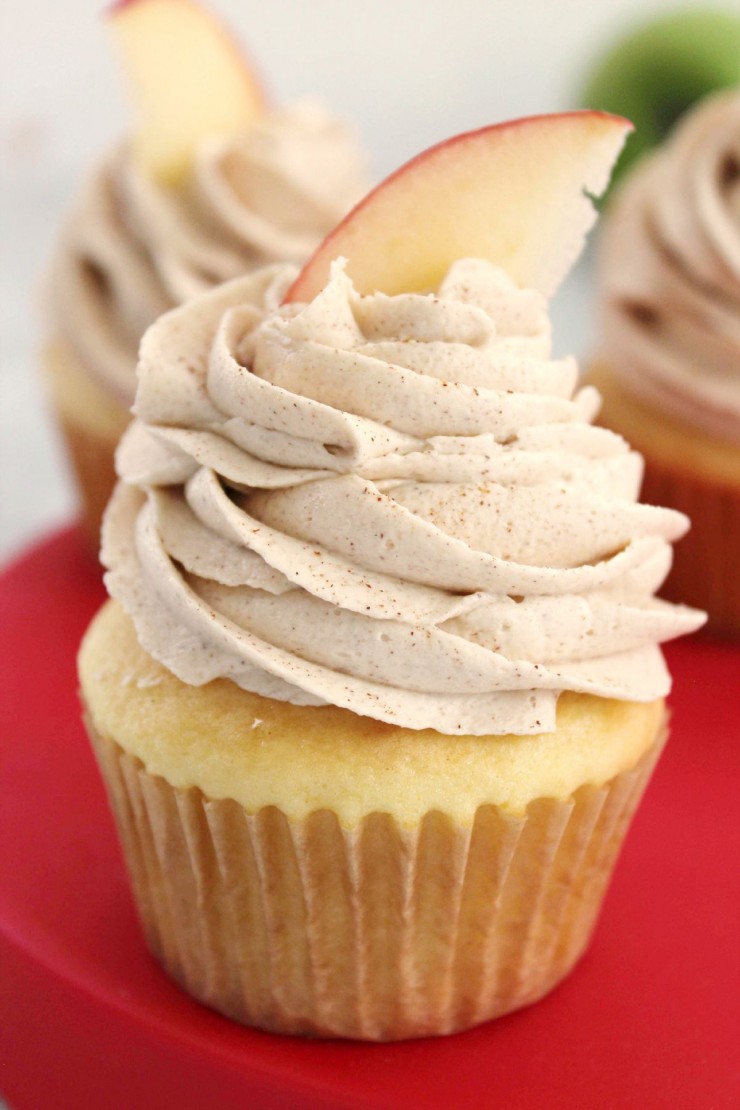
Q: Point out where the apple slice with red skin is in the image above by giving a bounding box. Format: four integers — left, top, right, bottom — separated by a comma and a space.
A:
283, 111, 631, 304
107, 0, 266, 187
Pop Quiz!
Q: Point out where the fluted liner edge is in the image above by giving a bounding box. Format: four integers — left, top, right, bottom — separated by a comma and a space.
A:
88, 721, 665, 1040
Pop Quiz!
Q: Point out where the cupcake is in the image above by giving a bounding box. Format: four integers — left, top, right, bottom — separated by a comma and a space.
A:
44, 0, 369, 541
591, 91, 740, 635
79, 112, 705, 1041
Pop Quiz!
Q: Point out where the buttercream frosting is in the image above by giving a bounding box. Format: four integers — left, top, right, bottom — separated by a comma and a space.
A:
47, 102, 369, 406
598, 91, 740, 443
102, 258, 705, 735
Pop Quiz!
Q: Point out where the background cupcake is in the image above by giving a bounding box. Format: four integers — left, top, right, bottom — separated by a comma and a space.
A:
579, 7, 740, 194
42, 0, 369, 540
79, 113, 704, 1040
591, 92, 740, 635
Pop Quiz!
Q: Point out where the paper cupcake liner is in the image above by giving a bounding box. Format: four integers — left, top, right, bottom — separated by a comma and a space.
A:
42, 343, 128, 544
639, 457, 740, 637
589, 362, 739, 637
55, 412, 120, 546
88, 721, 665, 1041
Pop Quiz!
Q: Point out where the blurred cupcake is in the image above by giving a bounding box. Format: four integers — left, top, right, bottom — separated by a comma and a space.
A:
43, 0, 369, 541
591, 91, 740, 635
79, 114, 705, 1040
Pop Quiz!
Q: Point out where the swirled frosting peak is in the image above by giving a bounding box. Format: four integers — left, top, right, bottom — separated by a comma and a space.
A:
103, 259, 705, 735
598, 91, 740, 442
47, 102, 369, 406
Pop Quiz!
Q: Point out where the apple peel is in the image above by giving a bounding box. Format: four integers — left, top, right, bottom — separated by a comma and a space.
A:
108, 0, 266, 187
284, 111, 632, 304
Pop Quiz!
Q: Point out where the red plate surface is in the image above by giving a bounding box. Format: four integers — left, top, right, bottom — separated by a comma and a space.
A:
1, 525, 738, 1110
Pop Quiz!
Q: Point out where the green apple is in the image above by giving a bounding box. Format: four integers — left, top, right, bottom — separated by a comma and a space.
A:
581, 8, 740, 188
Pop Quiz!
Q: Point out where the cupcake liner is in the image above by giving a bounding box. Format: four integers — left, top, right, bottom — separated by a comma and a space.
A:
42, 343, 128, 543
88, 719, 665, 1041
589, 361, 740, 637
639, 457, 740, 637
56, 412, 120, 545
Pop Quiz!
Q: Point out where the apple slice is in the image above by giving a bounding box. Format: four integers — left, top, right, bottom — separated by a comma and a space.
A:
284, 111, 631, 303
108, 0, 266, 187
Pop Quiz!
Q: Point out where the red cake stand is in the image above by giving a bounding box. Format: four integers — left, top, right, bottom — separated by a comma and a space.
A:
1, 526, 738, 1110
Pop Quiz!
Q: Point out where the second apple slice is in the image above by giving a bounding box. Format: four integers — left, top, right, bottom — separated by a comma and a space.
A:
109, 0, 266, 187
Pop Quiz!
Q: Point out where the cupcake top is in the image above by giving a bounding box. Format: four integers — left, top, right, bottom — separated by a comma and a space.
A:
102, 257, 704, 736
46, 103, 369, 406
597, 91, 740, 443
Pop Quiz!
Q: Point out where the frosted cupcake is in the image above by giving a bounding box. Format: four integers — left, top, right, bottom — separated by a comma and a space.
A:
79, 112, 705, 1040
44, 0, 368, 539
591, 91, 740, 634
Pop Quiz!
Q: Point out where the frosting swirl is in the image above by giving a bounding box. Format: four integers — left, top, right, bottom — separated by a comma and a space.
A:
103, 258, 704, 735
47, 103, 369, 406
598, 91, 740, 443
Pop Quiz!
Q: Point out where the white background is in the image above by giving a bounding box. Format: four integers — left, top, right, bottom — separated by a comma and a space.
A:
0, 0, 720, 563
